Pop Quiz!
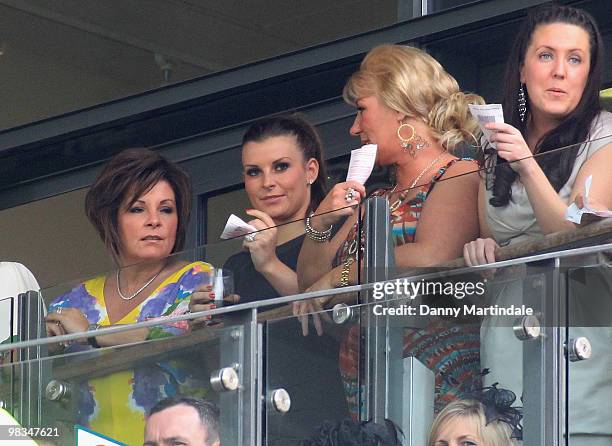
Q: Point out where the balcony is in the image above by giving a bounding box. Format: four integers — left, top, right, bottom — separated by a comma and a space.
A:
2, 141, 611, 445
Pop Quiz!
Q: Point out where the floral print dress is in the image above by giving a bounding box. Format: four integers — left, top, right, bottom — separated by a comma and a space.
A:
49, 261, 212, 445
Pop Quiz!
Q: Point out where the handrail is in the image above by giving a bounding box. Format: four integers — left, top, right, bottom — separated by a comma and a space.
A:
0, 282, 370, 353
442, 217, 612, 269
2, 220, 611, 354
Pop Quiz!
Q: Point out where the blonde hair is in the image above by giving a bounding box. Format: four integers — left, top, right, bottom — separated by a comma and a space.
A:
428, 400, 519, 446
343, 44, 484, 152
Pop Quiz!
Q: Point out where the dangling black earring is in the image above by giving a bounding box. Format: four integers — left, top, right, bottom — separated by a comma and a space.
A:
518, 84, 527, 123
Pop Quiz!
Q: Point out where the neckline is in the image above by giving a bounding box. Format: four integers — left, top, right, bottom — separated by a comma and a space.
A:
100, 261, 195, 325
389, 157, 456, 212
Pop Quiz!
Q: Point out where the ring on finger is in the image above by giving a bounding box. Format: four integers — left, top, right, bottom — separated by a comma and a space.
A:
245, 232, 257, 242
345, 187, 355, 203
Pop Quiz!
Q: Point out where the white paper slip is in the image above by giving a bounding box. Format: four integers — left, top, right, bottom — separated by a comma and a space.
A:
468, 104, 504, 149
220, 214, 257, 239
346, 144, 377, 185
565, 175, 612, 224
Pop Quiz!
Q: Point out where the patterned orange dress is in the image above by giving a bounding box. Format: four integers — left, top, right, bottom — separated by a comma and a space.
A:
335, 159, 481, 417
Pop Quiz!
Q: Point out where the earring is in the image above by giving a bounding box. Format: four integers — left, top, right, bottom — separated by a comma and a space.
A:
397, 122, 428, 157
397, 122, 416, 155
307, 179, 313, 185
518, 84, 527, 123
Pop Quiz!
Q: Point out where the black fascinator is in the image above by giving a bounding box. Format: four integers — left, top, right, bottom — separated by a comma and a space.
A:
479, 382, 523, 440
443, 368, 523, 440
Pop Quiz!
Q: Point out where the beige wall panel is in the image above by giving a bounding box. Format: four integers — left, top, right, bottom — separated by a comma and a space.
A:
0, 188, 113, 290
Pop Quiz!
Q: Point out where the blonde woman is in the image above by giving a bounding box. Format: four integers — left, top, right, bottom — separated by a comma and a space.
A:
298, 44, 482, 291
296, 44, 485, 416
428, 399, 520, 446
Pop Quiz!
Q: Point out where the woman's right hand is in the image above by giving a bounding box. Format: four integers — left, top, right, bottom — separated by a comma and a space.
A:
463, 238, 499, 266
45, 319, 66, 337
311, 181, 366, 228
45, 321, 67, 353
45, 307, 89, 334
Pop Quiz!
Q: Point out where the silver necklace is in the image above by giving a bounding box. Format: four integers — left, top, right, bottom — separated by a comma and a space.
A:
116, 268, 162, 301
390, 152, 446, 211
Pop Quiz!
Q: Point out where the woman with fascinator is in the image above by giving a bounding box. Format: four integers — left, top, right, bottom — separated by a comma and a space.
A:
428, 387, 522, 446
463, 5, 612, 445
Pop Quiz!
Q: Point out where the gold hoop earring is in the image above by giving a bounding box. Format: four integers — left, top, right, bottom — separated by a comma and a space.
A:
397, 122, 415, 150
398, 122, 429, 157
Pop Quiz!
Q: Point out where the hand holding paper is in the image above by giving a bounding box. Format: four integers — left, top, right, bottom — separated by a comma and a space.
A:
220, 214, 257, 239
468, 104, 504, 149
346, 144, 377, 185
565, 175, 612, 224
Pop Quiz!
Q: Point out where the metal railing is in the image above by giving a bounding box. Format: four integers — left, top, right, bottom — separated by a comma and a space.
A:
1, 197, 611, 445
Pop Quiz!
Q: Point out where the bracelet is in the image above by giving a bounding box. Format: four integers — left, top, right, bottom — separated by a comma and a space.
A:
305, 213, 333, 243
87, 323, 101, 348
339, 258, 354, 287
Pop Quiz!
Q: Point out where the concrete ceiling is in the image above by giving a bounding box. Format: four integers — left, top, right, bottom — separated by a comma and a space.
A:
0, 0, 399, 129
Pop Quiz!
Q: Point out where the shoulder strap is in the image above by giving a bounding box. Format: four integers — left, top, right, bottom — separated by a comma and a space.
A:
425, 158, 476, 196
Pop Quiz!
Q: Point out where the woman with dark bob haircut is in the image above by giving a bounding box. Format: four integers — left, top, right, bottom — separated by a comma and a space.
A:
85, 147, 193, 262
463, 5, 611, 444
45, 148, 213, 445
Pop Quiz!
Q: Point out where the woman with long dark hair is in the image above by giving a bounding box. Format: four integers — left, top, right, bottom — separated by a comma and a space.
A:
463, 5, 611, 444
464, 4, 611, 259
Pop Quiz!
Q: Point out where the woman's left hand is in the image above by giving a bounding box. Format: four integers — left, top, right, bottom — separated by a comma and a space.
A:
574, 193, 610, 212
486, 122, 535, 175
573, 193, 609, 224
292, 272, 337, 336
244, 209, 279, 273
45, 307, 89, 334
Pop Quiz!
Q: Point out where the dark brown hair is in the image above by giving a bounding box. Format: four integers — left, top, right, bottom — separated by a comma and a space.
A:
490, 4, 604, 207
85, 148, 192, 263
242, 113, 328, 214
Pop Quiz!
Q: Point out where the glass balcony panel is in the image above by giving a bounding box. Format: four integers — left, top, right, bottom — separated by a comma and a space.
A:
261, 260, 550, 446
264, 292, 369, 445
565, 248, 612, 445
1, 238, 266, 446
0, 309, 247, 446
384, 262, 549, 444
